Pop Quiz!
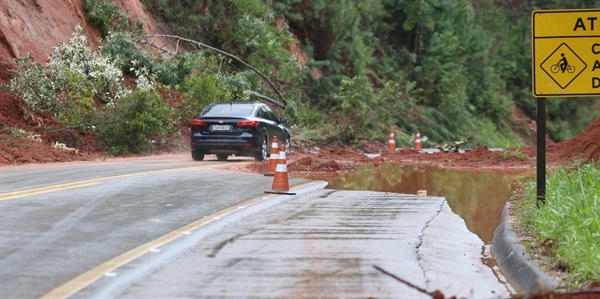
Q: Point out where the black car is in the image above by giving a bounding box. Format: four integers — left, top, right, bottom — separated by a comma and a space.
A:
190, 102, 291, 161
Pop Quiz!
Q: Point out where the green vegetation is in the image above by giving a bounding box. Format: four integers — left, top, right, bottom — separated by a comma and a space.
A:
9, 26, 126, 131
137, 0, 598, 148
515, 163, 600, 287
6, 25, 177, 153
95, 90, 173, 154
83, 0, 128, 36
5, 0, 600, 155
6, 0, 597, 287
3, 1, 600, 284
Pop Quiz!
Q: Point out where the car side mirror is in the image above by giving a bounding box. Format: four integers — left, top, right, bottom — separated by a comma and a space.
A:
280, 117, 288, 124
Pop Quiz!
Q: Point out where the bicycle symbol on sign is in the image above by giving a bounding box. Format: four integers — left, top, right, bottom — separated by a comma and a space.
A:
550, 53, 575, 74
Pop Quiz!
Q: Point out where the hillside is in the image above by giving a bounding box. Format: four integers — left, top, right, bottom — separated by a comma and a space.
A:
1, 2, 600, 294
0, 0, 599, 167
0, 0, 182, 164
0, 0, 170, 62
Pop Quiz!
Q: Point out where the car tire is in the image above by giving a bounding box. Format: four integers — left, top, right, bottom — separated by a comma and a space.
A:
216, 154, 229, 161
191, 150, 205, 161
254, 136, 268, 161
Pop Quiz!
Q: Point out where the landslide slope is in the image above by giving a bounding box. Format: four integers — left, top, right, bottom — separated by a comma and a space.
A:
0, 0, 163, 62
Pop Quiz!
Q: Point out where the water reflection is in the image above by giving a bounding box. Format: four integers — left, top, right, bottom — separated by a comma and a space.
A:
323, 164, 525, 243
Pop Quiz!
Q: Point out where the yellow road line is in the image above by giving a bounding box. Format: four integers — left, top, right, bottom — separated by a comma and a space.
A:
0, 182, 102, 201
39, 180, 321, 299
0, 163, 246, 202
1, 181, 102, 196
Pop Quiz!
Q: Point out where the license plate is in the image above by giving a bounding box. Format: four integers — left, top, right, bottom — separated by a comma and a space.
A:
212, 125, 231, 131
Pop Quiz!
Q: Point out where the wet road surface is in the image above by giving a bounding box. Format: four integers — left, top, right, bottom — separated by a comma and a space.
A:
85, 189, 513, 298
1, 156, 514, 298
0, 158, 308, 299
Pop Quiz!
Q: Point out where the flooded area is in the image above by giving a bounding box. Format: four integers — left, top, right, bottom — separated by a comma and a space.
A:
311, 164, 528, 292
322, 164, 528, 244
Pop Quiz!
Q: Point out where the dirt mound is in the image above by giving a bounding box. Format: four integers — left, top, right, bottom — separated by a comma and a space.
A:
288, 157, 352, 173
0, 0, 181, 167
0, 50, 106, 165
242, 115, 600, 176
548, 117, 600, 163
316, 146, 372, 162
374, 146, 530, 169
0, 89, 102, 165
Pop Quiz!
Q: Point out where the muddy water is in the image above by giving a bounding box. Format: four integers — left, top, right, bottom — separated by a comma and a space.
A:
323, 164, 525, 244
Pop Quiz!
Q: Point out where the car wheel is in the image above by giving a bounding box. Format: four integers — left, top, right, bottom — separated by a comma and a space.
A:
191, 150, 205, 161
254, 136, 268, 161
216, 154, 229, 161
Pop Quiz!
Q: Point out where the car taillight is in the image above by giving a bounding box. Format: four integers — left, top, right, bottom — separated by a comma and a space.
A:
237, 120, 259, 127
192, 119, 207, 127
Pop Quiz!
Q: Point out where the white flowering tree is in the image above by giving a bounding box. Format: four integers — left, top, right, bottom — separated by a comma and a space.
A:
9, 25, 145, 131
8, 24, 170, 154
47, 25, 128, 106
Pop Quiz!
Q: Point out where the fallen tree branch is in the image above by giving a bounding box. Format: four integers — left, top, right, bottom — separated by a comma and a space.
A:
373, 265, 435, 298
138, 34, 287, 108
249, 91, 285, 110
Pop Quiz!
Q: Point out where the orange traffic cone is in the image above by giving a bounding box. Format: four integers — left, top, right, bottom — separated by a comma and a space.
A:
265, 144, 296, 195
388, 130, 395, 151
414, 130, 422, 150
264, 136, 279, 176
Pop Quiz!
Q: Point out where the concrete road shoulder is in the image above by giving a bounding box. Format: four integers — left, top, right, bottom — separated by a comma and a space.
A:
492, 204, 559, 294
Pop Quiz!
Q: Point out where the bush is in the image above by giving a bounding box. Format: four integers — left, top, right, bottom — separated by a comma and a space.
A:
10, 25, 127, 109
83, 0, 128, 36
9, 54, 56, 113
9, 26, 128, 132
48, 25, 125, 102
101, 32, 193, 87
178, 71, 230, 123
95, 90, 173, 154
56, 69, 96, 131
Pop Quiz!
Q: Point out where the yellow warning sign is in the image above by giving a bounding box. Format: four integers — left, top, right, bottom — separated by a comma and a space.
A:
540, 43, 587, 89
532, 9, 600, 98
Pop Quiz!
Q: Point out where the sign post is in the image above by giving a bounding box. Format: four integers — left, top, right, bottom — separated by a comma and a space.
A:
536, 98, 546, 207
531, 9, 600, 205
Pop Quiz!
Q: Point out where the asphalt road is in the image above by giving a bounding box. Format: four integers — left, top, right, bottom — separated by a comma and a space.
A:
0, 155, 514, 298
0, 156, 307, 299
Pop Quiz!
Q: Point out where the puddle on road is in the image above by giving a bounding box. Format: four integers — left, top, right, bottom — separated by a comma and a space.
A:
320, 164, 529, 293
322, 164, 527, 244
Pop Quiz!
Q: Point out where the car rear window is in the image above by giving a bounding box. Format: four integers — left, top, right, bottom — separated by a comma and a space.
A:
201, 104, 254, 117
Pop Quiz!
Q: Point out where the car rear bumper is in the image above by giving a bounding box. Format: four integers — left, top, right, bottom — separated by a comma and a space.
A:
190, 135, 259, 155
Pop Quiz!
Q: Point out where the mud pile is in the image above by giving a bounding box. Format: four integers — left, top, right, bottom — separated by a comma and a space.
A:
549, 117, 600, 163
243, 116, 600, 176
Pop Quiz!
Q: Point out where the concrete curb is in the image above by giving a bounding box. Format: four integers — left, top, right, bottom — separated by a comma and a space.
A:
492, 203, 559, 294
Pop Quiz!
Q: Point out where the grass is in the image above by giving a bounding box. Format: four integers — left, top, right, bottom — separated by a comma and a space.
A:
514, 162, 600, 287
499, 149, 531, 161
